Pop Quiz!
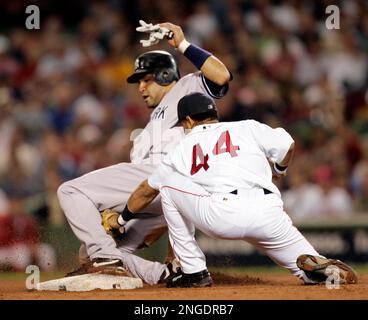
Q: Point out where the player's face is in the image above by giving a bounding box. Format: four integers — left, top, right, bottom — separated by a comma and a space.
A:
138, 74, 170, 108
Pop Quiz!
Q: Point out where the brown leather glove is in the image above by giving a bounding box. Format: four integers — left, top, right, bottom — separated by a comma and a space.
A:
101, 209, 124, 239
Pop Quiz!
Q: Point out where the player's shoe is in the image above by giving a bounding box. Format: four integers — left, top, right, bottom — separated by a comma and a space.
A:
159, 259, 183, 284
297, 254, 358, 285
65, 258, 128, 277
166, 269, 213, 288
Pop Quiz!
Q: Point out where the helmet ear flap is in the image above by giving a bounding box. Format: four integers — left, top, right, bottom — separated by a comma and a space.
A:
154, 68, 178, 86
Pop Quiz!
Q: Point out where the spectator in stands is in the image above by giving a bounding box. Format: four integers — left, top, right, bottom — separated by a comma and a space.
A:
283, 165, 354, 221
283, 166, 323, 221
313, 165, 354, 218
0, 193, 56, 272
351, 154, 368, 212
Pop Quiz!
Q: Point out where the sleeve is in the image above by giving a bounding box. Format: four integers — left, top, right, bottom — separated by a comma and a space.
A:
246, 120, 294, 164
179, 72, 229, 99
200, 74, 230, 99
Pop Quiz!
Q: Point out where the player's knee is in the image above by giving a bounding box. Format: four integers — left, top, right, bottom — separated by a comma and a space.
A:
57, 181, 76, 201
57, 182, 67, 200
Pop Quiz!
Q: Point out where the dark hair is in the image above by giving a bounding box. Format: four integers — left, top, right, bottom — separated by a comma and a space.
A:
188, 109, 218, 122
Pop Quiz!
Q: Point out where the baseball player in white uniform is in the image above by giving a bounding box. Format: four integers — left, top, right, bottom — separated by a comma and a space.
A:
105, 92, 358, 287
57, 23, 231, 285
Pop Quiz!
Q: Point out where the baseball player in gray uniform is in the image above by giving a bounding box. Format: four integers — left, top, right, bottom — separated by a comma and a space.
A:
105, 93, 358, 287
57, 22, 231, 285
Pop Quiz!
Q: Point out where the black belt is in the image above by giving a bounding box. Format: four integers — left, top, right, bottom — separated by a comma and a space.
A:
230, 188, 272, 195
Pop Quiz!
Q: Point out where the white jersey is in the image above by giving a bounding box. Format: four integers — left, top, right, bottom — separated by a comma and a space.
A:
130, 72, 228, 165
149, 120, 294, 196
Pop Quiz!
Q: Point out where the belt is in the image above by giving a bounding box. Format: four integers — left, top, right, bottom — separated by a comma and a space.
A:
230, 188, 272, 195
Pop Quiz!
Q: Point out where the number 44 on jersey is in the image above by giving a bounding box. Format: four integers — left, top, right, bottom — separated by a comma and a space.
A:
191, 130, 240, 175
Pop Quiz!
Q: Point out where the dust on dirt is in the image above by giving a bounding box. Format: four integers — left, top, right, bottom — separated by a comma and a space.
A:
210, 271, 268, 285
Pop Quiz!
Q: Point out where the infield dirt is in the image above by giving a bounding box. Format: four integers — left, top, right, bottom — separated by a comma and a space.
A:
1, 271, 367, 300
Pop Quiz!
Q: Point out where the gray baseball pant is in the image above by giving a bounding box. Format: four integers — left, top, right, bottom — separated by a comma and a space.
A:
57, 162, 167, 285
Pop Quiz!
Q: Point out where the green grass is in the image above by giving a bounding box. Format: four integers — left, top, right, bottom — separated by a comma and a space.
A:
350, 263, 368, 273
0, 271, 65, 281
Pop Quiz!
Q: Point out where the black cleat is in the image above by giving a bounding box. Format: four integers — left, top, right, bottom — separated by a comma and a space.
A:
159, 259, 182, 284
166, 269, 213, 288
65, 258, 128, 277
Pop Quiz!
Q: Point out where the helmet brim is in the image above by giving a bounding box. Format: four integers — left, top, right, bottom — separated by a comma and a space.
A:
126, 69, 151, 83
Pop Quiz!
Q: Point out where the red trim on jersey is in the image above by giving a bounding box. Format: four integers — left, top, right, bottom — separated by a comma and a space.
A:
161, 185, 207, 197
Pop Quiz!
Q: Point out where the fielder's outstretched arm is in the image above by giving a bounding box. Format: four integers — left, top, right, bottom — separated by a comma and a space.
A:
105, 180, 158, 230
126, 179, 159, 213
159, 22, 231, 86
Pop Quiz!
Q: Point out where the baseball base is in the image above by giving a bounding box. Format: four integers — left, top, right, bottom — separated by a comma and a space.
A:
36, 273, 143, 291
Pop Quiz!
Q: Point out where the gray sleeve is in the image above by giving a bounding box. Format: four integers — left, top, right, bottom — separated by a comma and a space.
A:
200, 74, 230, 99
179, 72, 228, 99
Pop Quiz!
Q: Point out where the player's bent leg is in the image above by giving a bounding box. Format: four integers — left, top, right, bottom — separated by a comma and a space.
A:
161, 190, 207, 274
57, 181, 123, 261
159, 176, 209, 274
57, 162, 164, 261
65, 248, 175, 285
159, 177, 213, 288
118, 251, 167, 285
58, 162, 178, 284
249, 197, 320, 282
117, 252, 184, 286
253, 206, 358, 285
252, 233, 319, 284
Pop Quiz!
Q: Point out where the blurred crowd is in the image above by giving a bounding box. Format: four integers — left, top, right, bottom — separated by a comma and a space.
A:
0, 0, 368, 270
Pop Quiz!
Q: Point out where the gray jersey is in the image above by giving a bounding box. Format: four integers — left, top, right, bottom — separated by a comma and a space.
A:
130, 72, 228, 165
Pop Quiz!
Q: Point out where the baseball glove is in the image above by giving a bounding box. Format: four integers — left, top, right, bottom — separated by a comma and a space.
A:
101, 209, 123, 239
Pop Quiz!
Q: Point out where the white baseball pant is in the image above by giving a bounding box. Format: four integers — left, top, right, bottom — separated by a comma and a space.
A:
159, 172, 319, 279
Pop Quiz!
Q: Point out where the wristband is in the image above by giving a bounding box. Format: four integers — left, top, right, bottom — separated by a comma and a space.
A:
183, 43, 212, 70
177, 39, 191, 53
117, 215, 127, 226
274, 162, 288, 175
118, 205, 135, 226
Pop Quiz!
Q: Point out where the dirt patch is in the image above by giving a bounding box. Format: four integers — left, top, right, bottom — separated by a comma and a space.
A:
210, 271, 267, 285
1, 273, 367, 300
